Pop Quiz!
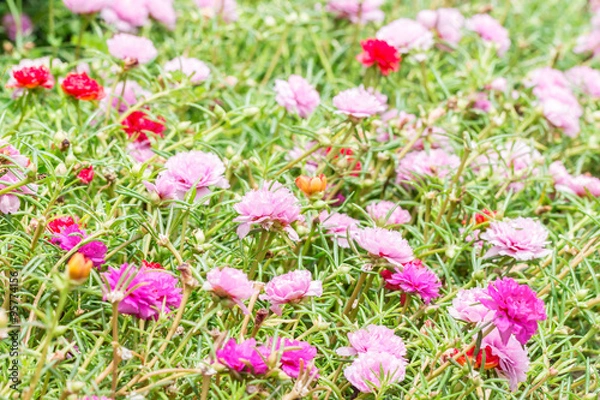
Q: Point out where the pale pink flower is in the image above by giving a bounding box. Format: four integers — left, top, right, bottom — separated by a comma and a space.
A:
0, 140, 37, 214
260, 270, 322, 315
2, 14, 33, 41
549, 161, 600, 197
417, 8, 464, 45
488, 77, 508, 92
101, 80, 150, 113
318, 211, 359, 248
566, 66, 600, 98
355, 227, 414, 266
146, 0, 177, 30
367, 201, 411, 226
480, 328, 530, 391
344, 351, 406, 393
336, 325, 407, 359
448, 288, 493, 323
466, 14, 511, 56
203, 267, 254, 313
164, 57, 210, 84
103, 0, 149, 29
195, 0, 238, 23
274, 75, 320, 118
480, 217, 551, 261
377, 18, 434, 56
535, 86, 582, 137
396, 149, 460, 183
333, 86, 387, 118
63, 0, 112, 14
525, 67, 569, 90
101, 7, 138, 32
233, 181, 303, 240
574, 29, 600, 58
107, 33, 157, 65
325, 0, 384, 24
472, 92, 492, 113
127, 141, 154, 163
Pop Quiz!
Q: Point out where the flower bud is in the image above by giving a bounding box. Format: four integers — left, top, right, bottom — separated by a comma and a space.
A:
67, 253, 92, 283
295, 174, 327, 197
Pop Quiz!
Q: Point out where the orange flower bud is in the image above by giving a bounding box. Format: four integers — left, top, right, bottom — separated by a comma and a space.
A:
295, 174, 327, 197
67, 253, 93, 283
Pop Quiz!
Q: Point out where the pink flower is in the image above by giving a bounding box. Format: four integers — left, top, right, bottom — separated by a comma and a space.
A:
102, 0, 149, 30
480, 277, 547, 344
366, 201, 411, 226
574, 29, 600, 58
216, 338, 269, 374
233, 181, 303, 241
261, 270, 322, 315
333, 86, 387, 118
336, 325, 407, 359
274, 75, 320, 118
550, 161, 600, 197
146, 0, 177, 30
202, 266, 254, 304
480, 328, 530, 391
164, 57, 210, 84
376, 18, 434, 56
416, 8, 464, 45
102, 80, 150, 113
480, 217, 551, 261
448, 288, 493, 323
63, 0, 112, 14
533, 85, 582, 137
355, 227, 414, 266
325, 0, 384, 24
2, 13, 33, 41
395, 149, 460, 183
127, 141, 154, 163
78, 166, 94, 184
6, 58, 55, 90
488, 77, 508, 92
318, 211, 359, 248
50, 223, 107, 266
144, 150, 229, 202
271, 338, 319, 378
383, 262, 441, 304
102, 264, 182, 320
566, 66, 600, 98
525, 67, 570, 90
0, 140, 37, 214
344, 351, 406, 393
195, 0, 238, 23
107, 33, 157, 65
466, 14, 511, 56
472, 92, 492, 112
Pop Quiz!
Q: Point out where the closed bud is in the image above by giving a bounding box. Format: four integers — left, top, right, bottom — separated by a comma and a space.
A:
55, 162, 68, 176
243, 106, 260, 117
295, 174, 327, 197
67, 253, 92, 283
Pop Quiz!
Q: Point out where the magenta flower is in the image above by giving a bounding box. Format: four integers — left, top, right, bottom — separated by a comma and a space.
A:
448, 288, 493, 324
344, 351, 406, 393
366, 201, 411, 226
261, 270, 322, 315
271, 338, 319, 378
550, 161, 600, 197
355, 227, 414, 266
566, 66, 600, 98
480, 217, 551, 261
325, 0, 384, 24
480, 277, 547, 344
333, 87, 387, 118
107, 34, 158, 65
195, 0, 238, 23
384, 262, 441, 304
102, 264, 182, 320
216, 338, 269, 375
336, 325, 406, 359
274, 75, 320, 118
233, 181, 303, 241
202, 267, 254, 312
2, 13, 33, 41
50, 223, 107, 267
377, 18, 434, 57
318, 211, 360, 248
466, 14, 511, 56
416, 8, 464, 45
63, 0, 111, 14
396, 149, 460, 183
164, 57, 210, 84
481, 328, 530, 391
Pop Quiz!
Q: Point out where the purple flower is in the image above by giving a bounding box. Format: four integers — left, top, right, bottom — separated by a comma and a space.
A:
333, 87, 387, 118
272, 338, 319, 378
384, 262, 441, 304
216, 338, 269, 374
164, 57, 210, 84
2, 13, 33, 41
326, 0, 384, 24
366, 201, 411, 226
448, 288, 493, 323
343, 351, 406, 393
63, 0, 112, 14
107, 33, 158, 65
480, 277, 547, 344
274, 75, 320, 118
233, 181, 303, 241
336, 325, 406, 359
416, 8, 464, 45
480, 217, 551, 261
377, 18, 434, 56
396, 149, 460, 183
261, 270, 322, 315
481, 328, 530, 391
318, 211, 360, 248
550, 161, 600, 197
466, 14, 511, 56
355, 227, 414, 266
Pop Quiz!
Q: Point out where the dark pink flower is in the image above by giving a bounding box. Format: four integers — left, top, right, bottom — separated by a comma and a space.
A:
272, 338, 319, 378
78, 166, 94, 184
383, 261, 441, 304
216, 338, 269, 375
50, 223, 107, 267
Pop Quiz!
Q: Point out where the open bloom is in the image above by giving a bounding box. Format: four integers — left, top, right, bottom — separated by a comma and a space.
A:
566, 66, 600, 98
417, 8, 464, 45
366, 201, 411, 226
344, 351, 406, 393
233, 181, 303, 240
333, 87, 387, 118
325, 0, 384, 24
78, 166, 95, 184
396, 149, 460, 183
50, 222, 107, 266
122, 110, 166, 142
63, 0, 112, 14
355, 227, 414, 266
480, 277, 547, 345
357, 39, 401, 76
202, 267, 254, 312
574, 28, 600, 58
480, 217, 550, 261
466, 14, 511, 56
274, 75, 320, 118
337, 325, 406, 359
6, 59, 54, 90
319, 211, 359, 248
479, 329, 530, 391
0, 140, 37, 214
102, 264, 182, 320
383, 261, 441, 304
195, 0, 238, 23
448, 288, 493, 323
376, 18, 434, 56
261, 270, 322, 315
550, 161, 600, 197
164, 57, 210, 84
2, 13, 33, 41
271, 338, 319, 378
107, 33, 157, 65
216, 338, 269, 374
102, 80, 150, 113
62, 72, 105, 101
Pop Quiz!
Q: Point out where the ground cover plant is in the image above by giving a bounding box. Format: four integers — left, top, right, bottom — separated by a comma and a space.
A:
0, 0, 600, 398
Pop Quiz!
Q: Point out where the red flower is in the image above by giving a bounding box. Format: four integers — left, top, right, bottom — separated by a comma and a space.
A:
325, 147, 362, 176
78, 166, 94, 184
453, 346, 501, 370
8, 65, 54, 89
61, 72, 105, 101
142, 260, 163, 269
47, 216, 77, 233
356, 38, 401, 76
122, 110, 166, 143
